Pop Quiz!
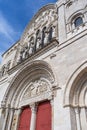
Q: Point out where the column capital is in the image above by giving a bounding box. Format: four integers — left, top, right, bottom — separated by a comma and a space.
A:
50, 99, 54, 106
30, 103, 38, 113
75, 107, 80, 114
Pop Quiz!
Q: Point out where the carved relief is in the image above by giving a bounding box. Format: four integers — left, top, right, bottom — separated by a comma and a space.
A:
34, 9, 57, 29
23, 79, 50, 100
0, 61, 11, 77
17, 7, 58, 64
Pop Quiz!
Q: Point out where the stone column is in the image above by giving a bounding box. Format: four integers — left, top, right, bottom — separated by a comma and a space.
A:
13, 108, 21, 130
30, 103, 37, 130
2, 107, 9, 130
7, 108, 14, 130
50, 99, 54, 130
80, 107, 87, 130
75, 108, 81, 130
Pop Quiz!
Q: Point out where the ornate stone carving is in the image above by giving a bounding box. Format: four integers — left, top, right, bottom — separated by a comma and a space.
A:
36, 38, 42, 50
33, 9, 57, 30
52, 26, 56, 38
23, 79, 50, 100
29, 39, 35, 55
44, 31, 49, 46
17, 7, 58, 65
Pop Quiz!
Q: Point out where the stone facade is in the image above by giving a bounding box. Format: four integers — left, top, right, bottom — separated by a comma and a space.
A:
0, 0, 87, 130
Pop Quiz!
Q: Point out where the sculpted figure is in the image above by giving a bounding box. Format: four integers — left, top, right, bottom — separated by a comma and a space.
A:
36, 38, 42, 51
44, 31, 49, 46
5, 62, 11, 72
19, 50, 23, 62
1, 66, 6, 76
24, 46, 29, 58
22, 48, 26, 59
52, 26, 56, 38
29, 38, 35, 55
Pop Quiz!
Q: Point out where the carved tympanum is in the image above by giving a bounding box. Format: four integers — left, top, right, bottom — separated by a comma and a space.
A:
23, 79, 50, 99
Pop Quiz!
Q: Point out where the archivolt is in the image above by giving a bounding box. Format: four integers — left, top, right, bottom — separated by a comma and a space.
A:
2, 60, 56, 108
64, 61, 87, 107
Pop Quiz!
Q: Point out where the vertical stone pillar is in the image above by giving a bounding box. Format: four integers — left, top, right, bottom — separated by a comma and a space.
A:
7, 108, 14, 130
2, 107, 9, 130
30, 103, 37, 130
13, 108, 21, 130
80, 107, 87, 130
75, 108, 81, 130
50, 99, 54, 130
57, 1, 66, 43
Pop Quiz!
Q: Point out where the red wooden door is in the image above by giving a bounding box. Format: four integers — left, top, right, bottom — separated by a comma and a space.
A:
18, 107, 31, 130
36, 101, 51, 130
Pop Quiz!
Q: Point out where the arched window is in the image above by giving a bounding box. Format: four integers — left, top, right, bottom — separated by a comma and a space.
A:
74, 17, 83, 27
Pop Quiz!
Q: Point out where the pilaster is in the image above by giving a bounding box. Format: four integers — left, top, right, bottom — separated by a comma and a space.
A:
50, 99, 54, 130
75, 107, 81, 130
7, 108, 14, 130
80, 107, 87, 130
13, 108, 21, 130
2, 107, 9, 130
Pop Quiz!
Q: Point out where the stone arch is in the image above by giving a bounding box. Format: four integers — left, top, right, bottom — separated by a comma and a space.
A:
67, 9, 84, 24
2, 60, 57, 109
64, 61, 87, 107
67, 9, 85, 32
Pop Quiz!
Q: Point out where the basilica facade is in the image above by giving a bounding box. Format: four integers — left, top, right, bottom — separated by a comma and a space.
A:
0, 0, 87, 130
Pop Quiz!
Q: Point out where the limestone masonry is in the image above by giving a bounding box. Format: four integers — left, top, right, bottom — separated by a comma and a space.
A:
0, 0, 87, 130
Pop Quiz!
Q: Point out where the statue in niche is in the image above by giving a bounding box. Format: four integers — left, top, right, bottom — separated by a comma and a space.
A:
44, 31, 49, 46
36, 30, 42, 50
19, 50, 23, 62
29, 37, 35, 55
52, 26, 56, 38
22, 48, 26, 59
24, 46, 29, 59
36, 38, 42, 51
1, 66, 6, 76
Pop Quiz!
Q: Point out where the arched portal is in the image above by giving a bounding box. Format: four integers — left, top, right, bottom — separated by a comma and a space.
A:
1, 60, 57, 130
64, 62, 87, 130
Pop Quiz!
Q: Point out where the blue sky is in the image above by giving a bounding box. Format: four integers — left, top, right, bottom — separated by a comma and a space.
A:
0, 0, 57, 62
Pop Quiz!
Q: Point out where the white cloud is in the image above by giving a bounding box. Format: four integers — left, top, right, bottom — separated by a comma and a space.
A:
0, 11, 15, 43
